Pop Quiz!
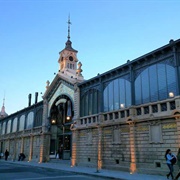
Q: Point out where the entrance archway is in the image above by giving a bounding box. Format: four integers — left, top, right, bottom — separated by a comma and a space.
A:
49, 95, 73, 160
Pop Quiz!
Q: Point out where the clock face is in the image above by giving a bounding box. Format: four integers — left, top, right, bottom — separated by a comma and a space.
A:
69, 56, 73, 61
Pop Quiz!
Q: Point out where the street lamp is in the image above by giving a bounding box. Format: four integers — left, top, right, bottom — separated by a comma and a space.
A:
51, 119, 56, 124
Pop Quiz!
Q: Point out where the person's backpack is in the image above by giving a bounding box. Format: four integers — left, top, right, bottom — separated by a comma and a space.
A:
170, 156, 177, 165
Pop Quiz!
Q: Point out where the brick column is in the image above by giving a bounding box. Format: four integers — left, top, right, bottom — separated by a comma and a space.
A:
96, 113, 103, 172
71, 129, 78, 166
42, 98, 49, 133
97, 126, 102, 172
175, 115, 180, 146
21, 137, 24, 153
13, 137, 16, 161
39, 98, 51, 162
39, 133, 50, 162
128, 121, 137, 173
29, 135, 33, 161
73, 83, 80, 121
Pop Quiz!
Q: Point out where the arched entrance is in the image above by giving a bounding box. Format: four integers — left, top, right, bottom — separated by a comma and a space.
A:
49, 94, 73, 160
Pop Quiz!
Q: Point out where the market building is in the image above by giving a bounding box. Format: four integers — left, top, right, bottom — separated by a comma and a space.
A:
73, 38, 180, 175
0, 18, 84, 162
0, 19, 180, 175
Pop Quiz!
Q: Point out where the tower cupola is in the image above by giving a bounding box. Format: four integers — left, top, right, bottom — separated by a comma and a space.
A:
58, 16, 83, 80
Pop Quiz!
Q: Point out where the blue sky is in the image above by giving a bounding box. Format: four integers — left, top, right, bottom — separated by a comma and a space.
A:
0, 0, 180, 115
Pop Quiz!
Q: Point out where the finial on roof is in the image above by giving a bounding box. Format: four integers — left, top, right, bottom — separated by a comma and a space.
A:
0, 97, 8, 119
3, 98, 5, 106
62, 15, 77, 53
67, 14, 71, 41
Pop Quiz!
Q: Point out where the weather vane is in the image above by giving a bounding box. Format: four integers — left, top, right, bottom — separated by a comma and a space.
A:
67, 15, 72, 40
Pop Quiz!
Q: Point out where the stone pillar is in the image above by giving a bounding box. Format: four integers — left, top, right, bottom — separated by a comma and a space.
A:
21, 137, 24, 153
13, 137, 16, 161
175, 115, 180, 147
73, 83, 80, 121
128, 121, 137, 173
42, 98, 49, 133
39, 98, 51, 162
96, 113, 103, 172
97, 126, 102, 172
29, 135, 33, 161
71, 129, 78, 166
71, 82, 80, 166
39, 133, 51, 163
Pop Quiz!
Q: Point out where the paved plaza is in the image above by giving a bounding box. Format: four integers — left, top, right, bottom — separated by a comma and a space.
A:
0, 159, 170, 180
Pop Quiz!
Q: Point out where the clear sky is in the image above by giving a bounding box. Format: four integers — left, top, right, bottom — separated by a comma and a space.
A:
0, 0, 180, 115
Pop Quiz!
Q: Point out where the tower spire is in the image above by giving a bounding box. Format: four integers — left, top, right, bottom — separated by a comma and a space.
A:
3, 97, 5, 107
67, 14, 71, 41
0, 95, 8, 119
63, 15, 77, 52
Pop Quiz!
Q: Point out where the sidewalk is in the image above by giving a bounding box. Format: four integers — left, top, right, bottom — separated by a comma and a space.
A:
4, 159, 168, 180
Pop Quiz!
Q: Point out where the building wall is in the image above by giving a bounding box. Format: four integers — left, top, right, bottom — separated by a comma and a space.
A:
0, 102, 44, 162
73, 40, 180, 175
74, 112, 179, 175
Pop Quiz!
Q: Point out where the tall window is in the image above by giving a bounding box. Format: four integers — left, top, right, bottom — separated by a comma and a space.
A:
19, 115, 25, 131
26, 112, 34, 129
6, 120, 11, 134
12, 117, 18, 132
103, 77, 131, 112
80, 89, 99, 117
135, 62, 176, 105
2, 122, 6, 134
34, 109, 43, 127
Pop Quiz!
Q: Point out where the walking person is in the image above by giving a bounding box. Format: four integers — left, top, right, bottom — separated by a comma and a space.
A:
175, 148, 180, 180
4, 149, 9, 161
165, 149, 176, 180
59, 145, 63, 159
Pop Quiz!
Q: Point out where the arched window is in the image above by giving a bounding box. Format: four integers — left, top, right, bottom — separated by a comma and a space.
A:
19, 115, 25, 131
26, 112, 34, 129
2, 122, 6, 134
103, 77, 131, 112
6, 120, 11, 134
135, 63, 176, 105
12, 117, 18, 132
34, 109, 43, 127
80, 89, 99, 116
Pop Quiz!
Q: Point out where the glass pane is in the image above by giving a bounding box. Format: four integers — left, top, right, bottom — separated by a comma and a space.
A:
80, 96, 84, 116
85, 93, 88, 115
103, 86, 108, 112
12, 118, 18, 132
125, 80, 132, 107
19, 115, 25, 131
114, 79, 119, 110
108, 82, 114, 111
27, 112, 34, 129
149, 65, 158, 102
157, 64, 167, 100
93, 90, 98, 114
141, 69, 150, 103
166, 64, 176, 97
135, 76, 142, 105
88, 92, 92, 115
6, 120, 11, 134
2, 122, 6, 134
35, 109, 43, 127
119, 79, 125, 108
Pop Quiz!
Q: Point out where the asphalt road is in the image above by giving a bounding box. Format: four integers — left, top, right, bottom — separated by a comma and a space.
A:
0, 161, 110, 180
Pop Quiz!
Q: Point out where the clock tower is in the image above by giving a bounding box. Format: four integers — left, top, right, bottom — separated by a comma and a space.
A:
58, 17, 83, 80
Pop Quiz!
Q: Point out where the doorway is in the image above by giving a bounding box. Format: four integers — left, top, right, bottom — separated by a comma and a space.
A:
58, 135, 71, 160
